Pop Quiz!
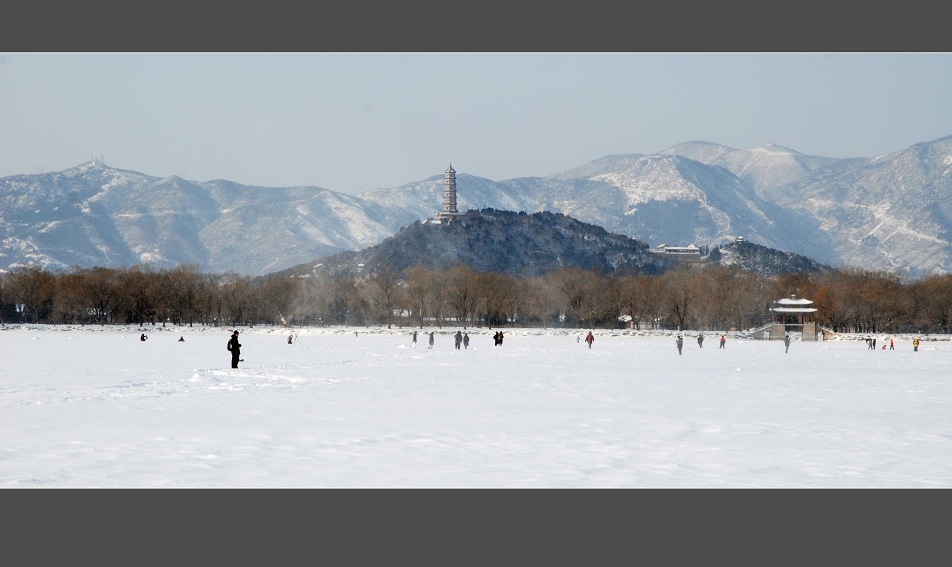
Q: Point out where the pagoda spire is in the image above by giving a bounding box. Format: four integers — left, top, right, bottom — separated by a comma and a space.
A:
436, 164, 461, 222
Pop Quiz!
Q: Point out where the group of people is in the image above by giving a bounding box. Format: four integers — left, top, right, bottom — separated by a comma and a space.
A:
454, 330, 470, 349
676, 333, 726, 354
866, 336, 918, 351
865, 336, 897, 350
221, 326, 933, 371
410, 330, 436, 349
144, 332, 187, 342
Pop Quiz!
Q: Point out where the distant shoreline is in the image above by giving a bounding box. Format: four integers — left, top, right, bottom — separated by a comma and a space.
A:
3, 323, 949, 342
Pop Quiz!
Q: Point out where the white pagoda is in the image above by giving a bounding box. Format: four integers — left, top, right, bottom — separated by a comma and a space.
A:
436, 164, 463, 222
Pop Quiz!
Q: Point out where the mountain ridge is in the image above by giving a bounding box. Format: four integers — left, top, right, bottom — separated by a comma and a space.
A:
2, 135, 951, 277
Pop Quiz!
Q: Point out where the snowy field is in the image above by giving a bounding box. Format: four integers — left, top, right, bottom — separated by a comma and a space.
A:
2, 324, 950, 488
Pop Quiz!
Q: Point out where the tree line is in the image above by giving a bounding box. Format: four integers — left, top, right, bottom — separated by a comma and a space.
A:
3, 263, 952, 334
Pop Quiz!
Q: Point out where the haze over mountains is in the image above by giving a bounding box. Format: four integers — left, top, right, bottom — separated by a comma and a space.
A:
2, 135, 951, 278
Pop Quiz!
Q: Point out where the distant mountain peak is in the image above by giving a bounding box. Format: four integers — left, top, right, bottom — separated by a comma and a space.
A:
3, 135, 952, 277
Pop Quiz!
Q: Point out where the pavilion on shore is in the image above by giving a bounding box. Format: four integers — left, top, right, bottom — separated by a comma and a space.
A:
764, 295, 819, 340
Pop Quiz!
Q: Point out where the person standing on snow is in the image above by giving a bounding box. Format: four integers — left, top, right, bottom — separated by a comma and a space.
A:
455, 330, 463, 350
913, 337, 920, 352
412, 330, 418, 348
463, 332, 469, 349
227, 330, 241, 368
428, 331, 435, 350
784, 333, 791, 353
676, 334, 683, 355
697, 333, 704, 348
719, 335, 726, 349
585, 331, 595, 349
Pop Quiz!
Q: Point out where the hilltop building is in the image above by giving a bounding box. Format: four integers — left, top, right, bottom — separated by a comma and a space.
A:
649, 243, 710, 260
651, 244, 702, 257
436, 164, 463, 223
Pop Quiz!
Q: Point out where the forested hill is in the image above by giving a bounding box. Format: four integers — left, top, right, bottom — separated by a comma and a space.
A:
282, 209, 676, 278
710, 238, 833, 277
280, 208, 830, 279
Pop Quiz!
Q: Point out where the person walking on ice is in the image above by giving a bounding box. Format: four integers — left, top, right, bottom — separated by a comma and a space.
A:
719, 335, 726, 349
697, 333, 704, 348
412, 330, 418, 348
454, 330, 463, 350
584, 331, 595, 349
428, 331, 434, 350
463, 332, 469, 349
676, 334, 683, 355
784, 333, 791, 353
227, 330, 242, 369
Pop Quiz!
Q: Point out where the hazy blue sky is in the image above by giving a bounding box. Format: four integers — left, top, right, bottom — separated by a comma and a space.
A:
3, 53, 951, 195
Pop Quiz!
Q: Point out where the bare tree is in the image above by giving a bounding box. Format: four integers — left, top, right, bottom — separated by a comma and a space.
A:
445, 265, 480, 328
79, 267, 124, 325
521, 276, 560, 329
7, 266, 56, 323
656, 268, 695, 331
167, 264, 207, 327
474, 271, 512, 329
258, 273, 299, 327
51, 269, 88, 324
616, 275, 659, 330
361, 268, 404, 328
119, 265, 160, 326
402, 266, 432, 328
547, 268, 604, 328
219, 273, 255, 327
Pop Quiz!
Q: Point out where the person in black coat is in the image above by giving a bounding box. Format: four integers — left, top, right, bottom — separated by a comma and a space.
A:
227, 331, 241, 368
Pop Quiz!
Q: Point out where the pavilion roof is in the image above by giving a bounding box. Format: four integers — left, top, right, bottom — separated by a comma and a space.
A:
771, 307, 818, 313
775, 297, 814, 306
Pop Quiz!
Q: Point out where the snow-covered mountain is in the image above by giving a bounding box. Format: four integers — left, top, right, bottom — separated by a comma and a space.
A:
2, 135, 951, 277
0, 161, 408, 275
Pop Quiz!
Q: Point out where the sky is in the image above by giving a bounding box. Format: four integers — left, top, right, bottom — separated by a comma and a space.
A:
2, 324, 949, 488
2, 53, 952, 195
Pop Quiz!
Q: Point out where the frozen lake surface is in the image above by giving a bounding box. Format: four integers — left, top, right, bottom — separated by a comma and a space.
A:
2, 324, 950, 488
